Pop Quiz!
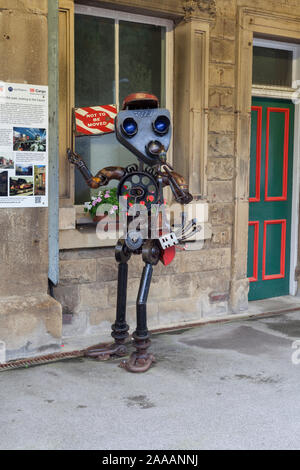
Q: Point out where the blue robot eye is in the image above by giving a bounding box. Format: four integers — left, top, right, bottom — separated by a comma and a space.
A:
153, 115, 170, 135
121, 118, 138, 137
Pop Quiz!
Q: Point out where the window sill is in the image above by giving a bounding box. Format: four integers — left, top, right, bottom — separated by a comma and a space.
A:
59, 204, 118, 249
59, 224, 118, 249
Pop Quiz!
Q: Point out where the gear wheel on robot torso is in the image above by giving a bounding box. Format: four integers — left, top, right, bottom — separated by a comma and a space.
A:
117, 170, 160, 212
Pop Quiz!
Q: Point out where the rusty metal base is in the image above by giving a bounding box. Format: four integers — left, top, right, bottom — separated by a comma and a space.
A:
119, 351, 155, 372
84, 342, 128, 361
119, 334, 155, 373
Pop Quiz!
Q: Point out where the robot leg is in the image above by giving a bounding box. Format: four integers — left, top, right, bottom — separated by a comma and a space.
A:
120, 240, 159, 372
84, 240, 131, 360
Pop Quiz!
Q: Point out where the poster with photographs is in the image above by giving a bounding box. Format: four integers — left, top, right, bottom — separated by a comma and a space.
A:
0, 81, 48, 207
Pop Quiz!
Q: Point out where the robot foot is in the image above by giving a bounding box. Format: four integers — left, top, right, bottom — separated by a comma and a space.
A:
84, 342, 128, 361
119, 335, 155, 372
119, 351, 156, 373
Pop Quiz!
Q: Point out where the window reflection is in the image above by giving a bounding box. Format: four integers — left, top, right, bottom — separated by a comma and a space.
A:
74, 13, 166, 205
252, 46, 293, 88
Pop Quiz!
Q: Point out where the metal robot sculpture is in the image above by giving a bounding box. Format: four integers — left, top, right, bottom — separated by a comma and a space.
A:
67, 93, 196, 373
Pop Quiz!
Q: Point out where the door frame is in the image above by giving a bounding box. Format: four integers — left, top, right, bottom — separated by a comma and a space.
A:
251, 38, 300, 296
231, 7, 300, 312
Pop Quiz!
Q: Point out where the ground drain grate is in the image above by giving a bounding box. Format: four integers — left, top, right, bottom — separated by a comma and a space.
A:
0, 350, 85, 372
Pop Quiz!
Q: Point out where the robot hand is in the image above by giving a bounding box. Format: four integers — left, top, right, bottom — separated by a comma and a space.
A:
159, 163, 193, 205
67, 148, 125, 188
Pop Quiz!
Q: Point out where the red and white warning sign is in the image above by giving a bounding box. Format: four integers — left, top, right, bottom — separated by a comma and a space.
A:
74, 105, 117, 136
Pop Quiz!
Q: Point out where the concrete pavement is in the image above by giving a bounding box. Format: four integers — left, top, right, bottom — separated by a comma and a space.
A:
1, 311, 300, 450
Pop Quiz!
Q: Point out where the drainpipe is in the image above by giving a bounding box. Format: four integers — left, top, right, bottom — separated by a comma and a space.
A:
48, 0, 59, 286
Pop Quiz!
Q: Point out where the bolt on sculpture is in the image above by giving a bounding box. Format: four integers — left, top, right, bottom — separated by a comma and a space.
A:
67, 93, 197, 373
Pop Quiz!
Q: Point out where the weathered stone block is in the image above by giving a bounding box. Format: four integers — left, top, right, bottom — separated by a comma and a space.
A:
209, 291, 229, 303
60, 259, 97, 285
201, 297, 229, 317
180, 248, 231, 274
0, 8, 48, 85
53, 284, 80, 315
223, 17, 236, 39
191, 268, 230, 295
96, 257, 119, 282
230, 278, 249, 313
210, 38, 235, 64
208, 133, 235, 157
210, 225, 232, 246
147, 275, 171, 301
210, 16, 236, 40
0, 209, 48, 297
62, 313, 73, 325
209, 87, 234, 111
207, 181, 234, 203
153, 258, 179, 277
60, 247, 115, 260
59, 207, 76, 230
207, 157, 234, 180
0, 294, 62, 360
209, 63, 235, 88
89, 306, 116, 327
157, 298, 202, 327
166, 273, 194, 299
62, 309, 89, 337
79, 282, 109, 309
209, 112, 235, 134
215, 0, 236, 17
0, 0, 48, 13
209, 203, 234, 225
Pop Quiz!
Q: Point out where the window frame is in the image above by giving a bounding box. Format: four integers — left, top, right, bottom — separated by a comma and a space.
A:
59, 4, 174, 247
75, 4, 174, 113
252, 38, 299, 90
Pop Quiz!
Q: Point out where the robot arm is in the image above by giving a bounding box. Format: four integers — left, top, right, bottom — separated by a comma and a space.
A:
67, 148, 193, 205
67, 148, 125, 188
159, 165, 193, 205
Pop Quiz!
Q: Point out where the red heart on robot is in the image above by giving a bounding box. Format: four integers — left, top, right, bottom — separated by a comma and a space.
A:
160, 245, 176, 266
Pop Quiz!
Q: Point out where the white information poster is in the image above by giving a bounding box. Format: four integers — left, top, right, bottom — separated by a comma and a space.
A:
0, 81, 48, 207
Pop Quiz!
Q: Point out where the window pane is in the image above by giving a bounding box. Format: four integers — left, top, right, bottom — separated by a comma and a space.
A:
252, 46, 293, 87
74, 15, 167, 205
75, 14, 124, 205
75, 14, 115, 106
119, 21, 166, 106
75, 133, 137, 204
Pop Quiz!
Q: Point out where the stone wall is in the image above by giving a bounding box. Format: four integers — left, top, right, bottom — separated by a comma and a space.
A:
53, 0, 300, 340
0, 0, 62, 360
1, 0, 300, 360
207, 0, 238, 311
54, 0, 234, 338
55, 245, 231, 338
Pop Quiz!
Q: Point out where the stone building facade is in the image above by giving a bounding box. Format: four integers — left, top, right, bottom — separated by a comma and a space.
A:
1, 0, 300, 360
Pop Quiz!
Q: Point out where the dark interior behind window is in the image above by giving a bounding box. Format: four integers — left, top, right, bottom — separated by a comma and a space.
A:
252, 46, 293, 87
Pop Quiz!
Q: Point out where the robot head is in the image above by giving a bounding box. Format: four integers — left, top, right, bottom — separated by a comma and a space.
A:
115, 93, 172, 167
